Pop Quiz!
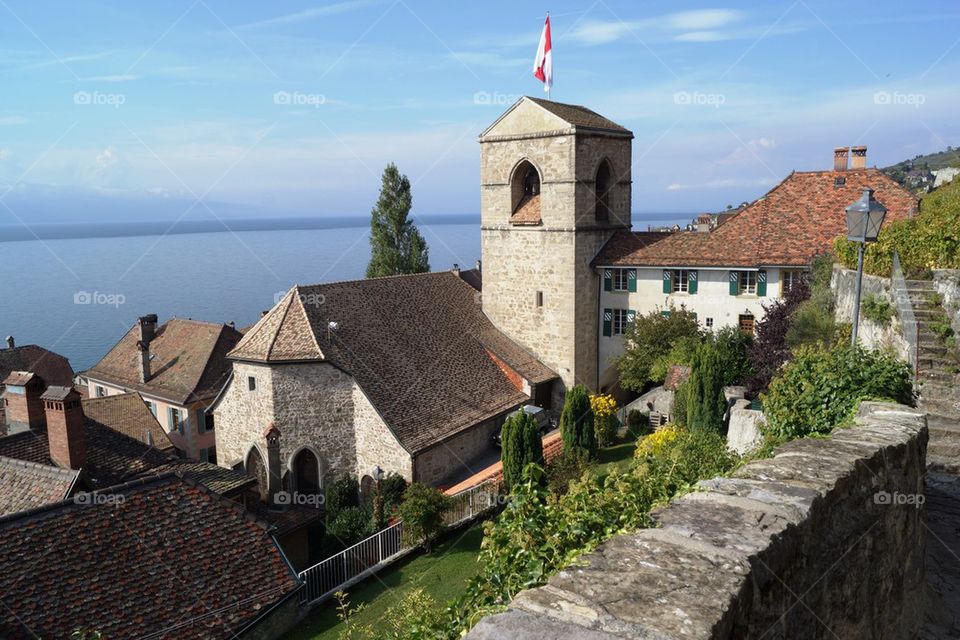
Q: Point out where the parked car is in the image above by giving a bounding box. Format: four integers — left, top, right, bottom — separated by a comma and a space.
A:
492, 405, 555, 447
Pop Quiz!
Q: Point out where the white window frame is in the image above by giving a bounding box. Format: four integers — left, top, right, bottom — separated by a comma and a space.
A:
739, 271, 757, 295
170, 408, 182, 434
612, 309, 629, 335
95, 385, 106, 398
672, 269, 689, 293
612, 269, 630, 291
782, 269, 804, 294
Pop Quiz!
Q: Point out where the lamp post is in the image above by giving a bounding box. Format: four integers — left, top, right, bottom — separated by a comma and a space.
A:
845, 188, 887, 346
371, 465, 385, 530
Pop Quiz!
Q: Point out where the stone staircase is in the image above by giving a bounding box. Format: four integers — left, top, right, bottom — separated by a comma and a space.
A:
908, 279, 960, 473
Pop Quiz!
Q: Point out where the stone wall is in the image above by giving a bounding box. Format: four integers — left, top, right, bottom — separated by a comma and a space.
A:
934, 269, 960, 335
833, 264, 911, 362
468, 402, 927, 640
414, 411, 508, 486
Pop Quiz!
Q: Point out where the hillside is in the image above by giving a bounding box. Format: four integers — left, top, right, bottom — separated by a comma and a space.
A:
884, 147, 960, 189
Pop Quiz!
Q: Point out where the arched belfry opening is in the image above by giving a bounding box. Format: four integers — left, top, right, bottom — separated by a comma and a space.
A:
510, 160, 542, 225
246, 445, 268, 503
291, 447, 321, 495
595, 160, 612, 222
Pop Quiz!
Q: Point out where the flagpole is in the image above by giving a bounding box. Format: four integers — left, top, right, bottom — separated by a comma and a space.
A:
546, 11, 551, 101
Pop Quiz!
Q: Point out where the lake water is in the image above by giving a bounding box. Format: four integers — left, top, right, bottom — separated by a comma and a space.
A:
0, 214, 688, 371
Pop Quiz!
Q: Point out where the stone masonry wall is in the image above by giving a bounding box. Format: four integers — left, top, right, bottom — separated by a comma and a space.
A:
468, 402, 928, 640
933, 269, 960, 335
833, 264, 911, 362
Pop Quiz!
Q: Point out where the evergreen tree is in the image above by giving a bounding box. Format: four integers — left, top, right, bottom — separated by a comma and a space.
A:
501, 410, 544, 491
366, 163, 430, 278
559, 385, 597, 458
687, 342, 728, 432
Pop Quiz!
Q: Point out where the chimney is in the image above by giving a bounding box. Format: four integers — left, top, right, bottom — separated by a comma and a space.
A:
451, 263, 460, 277
42, 386, 85, 470
137, 340, 151, 383
475, 259, 482, 273
850, 146, 867, 169
833, 146, 849, 171
138, 314, 158, 344
264, 423, 283, 509
4, 336, 13, 349
2, 372, 46, 434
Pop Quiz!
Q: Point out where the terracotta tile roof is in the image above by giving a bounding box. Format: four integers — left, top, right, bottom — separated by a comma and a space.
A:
0, 456, 80, 516
443, 431, 564, 495
525, 97, 631, 134
663, 365, 692, 391
511, 194, 542, 225
86, 318, 243, 405
82, 392, 175, 453
0, 345, 74, 389
0, 473, 300, 640
231, 272, 557, 453
595, 169, 918, 267
0, 394, 173, 488
158, 459, 256, 496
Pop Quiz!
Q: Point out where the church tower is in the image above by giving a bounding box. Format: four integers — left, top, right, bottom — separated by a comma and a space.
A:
479, 97, 632, 399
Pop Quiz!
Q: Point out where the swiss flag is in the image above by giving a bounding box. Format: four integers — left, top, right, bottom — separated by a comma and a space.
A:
533, 15, 552, 92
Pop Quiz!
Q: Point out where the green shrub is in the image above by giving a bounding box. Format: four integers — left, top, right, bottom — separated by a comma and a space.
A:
559, 385, 597, 459
711, 325, 754, 386
379, 473, 408, 514
649, 334, 700, 382
626, 409, 646, 433
687, 341, 729, 432
327, 506, 372, 548
397, 483, 451, 553
501, 410, 544, 491
544, 449, 590, 496
761, 344, 914, 439
861, 293, 894, 327
671, 380, 690, 426
617, 307, 702, 390
325, 475, 360, 518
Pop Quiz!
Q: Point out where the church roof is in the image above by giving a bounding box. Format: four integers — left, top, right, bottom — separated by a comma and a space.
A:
479, 96, 632, 140
524, 97, 631, 134
229, 271, 557, 454
594, 168, 918, 268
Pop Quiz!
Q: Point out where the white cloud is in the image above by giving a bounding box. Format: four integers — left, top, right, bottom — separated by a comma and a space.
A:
0, 116, 28, 126
666, 177, 776, 191
236, 0, 382, 30
76, 146, 132, 188
80, 74, 139, 82
663, 9, 743, 31
568, 9, 743, 45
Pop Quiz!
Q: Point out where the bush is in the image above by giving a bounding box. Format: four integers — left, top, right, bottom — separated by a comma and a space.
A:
786, 299, 841, 348
501, 410, 544, 491
747, 278, 811, 393
711, 326, 753, 386
617, 307, 702, 391
762, 344, 914, 440
861, 293, 894, 327
671, 380, 690, 426
327, 506, 372, 548
545, 449, 590, 496
649, 334, 700, 383
325, 476, 360, 518
686, 341, 729, 432
626, 409, 647, 435
559, 385, 597, 459
379, 473, 408, 514
589, 393, 618, 447
397, 483, 450, 552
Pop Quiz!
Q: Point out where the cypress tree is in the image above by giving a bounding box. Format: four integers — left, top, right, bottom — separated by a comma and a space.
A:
366, 163, 430, 278
501, 410, 544, 491
688, 342, 728, 432
559, 385, 597, 458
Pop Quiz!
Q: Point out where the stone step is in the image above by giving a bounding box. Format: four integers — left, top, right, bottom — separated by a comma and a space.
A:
918, 370, 958, 384
927, 453, 960, 474
905, 279, 936, 288
918, 354, 959, 368
917, 383, 960, 401
919, 403, 960, 420
919, 346, 950, 358
930, 426, 960, 443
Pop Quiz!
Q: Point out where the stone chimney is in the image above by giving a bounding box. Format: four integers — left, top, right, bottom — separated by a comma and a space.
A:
451, 263, 460, 277
264, 423, 283, 509
137, 340, 151, 383
2, 372, 46, 434
850, 146, 867, 170
138, 314, 158, 343
833, 146, 849, 171
4, 336, 13, 349
42, 386, 85, 470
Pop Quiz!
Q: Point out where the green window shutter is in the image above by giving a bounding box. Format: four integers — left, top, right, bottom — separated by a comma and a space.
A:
603, 269, 612, 292
602, 309, 612, 337
729, 271, 739, 296
660, 310, 671, 318
662, 270, 673, 294
627, 269, 637, 292
627, 309, 636, 326
757, 270, 767, 296
688, 270, 698, 294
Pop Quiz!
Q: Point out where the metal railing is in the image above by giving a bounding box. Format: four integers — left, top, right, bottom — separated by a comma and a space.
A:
298, 479, 500, 606
891, 250, 919, 375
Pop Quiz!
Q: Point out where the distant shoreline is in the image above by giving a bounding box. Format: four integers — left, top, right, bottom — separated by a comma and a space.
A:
0, 212, 694, 243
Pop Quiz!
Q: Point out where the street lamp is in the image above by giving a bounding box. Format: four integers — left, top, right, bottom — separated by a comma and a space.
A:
371, 465, 385, 529
845, 188, 887, 345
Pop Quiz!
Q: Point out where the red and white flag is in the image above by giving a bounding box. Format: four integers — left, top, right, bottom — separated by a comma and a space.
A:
533, 15, 552, 93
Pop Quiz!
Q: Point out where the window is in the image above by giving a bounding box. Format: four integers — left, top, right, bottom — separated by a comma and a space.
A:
706, 317, 714, 328
204, 411, 215, 433
595, 160, 612, 221
248, 376, 257, 391
145, 400, 156, 417
739, 271, 757, 295
781, 270, 805, 294
672, 269, 689, 293
95, 386, 106, 398
201, 446, 217, 464
602, 308, 635, 336
536, 291, 544, 307
612, 309, 629, 335
607, 268, 636, 292
169, 408, 182, 434
739, 314, 756, 334
613, 269, 629, 291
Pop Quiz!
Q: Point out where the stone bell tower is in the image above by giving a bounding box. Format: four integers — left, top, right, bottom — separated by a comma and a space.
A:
479, 97, 633, 397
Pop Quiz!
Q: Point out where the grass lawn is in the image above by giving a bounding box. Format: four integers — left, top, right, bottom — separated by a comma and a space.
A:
282, 523, 485, 640
595, 427, 645, 476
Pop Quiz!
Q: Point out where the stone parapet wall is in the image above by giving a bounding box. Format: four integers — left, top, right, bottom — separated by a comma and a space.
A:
832, 264, 911, 362
933, 269, 960, 335
468, 402, 927, 640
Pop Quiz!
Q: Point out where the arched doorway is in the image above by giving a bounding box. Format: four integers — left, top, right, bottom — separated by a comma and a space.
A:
246, 446, 268, 503
292, 448, 321, 496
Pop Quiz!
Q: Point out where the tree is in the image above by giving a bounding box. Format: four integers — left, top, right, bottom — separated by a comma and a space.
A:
687, 341, 728, 432
366, 163, 430, 278
559, 385, 597, 459
711, 326, 754, 386
501, 410, 544, 491
325, 475, 360, 519
397, 483, 450, 552
617, 307, 701, 392
747, 279, 810, 393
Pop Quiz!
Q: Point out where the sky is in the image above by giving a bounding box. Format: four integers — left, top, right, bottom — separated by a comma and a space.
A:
0, 0, 958, 222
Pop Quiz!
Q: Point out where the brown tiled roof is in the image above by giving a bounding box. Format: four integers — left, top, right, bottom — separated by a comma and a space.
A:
82, 392, 175, 453
664, 365, 692, 391
0, 395, 173, 488
86, 318, 243, 405
158, 459, 256, 496
0, 345, 74, 388
231, 272, 557, 453
0, 456, 80, 516
0, 473, 300, 640
511, 194, 542, 225
525, 97, 631, 134
595, 169, 918, 267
